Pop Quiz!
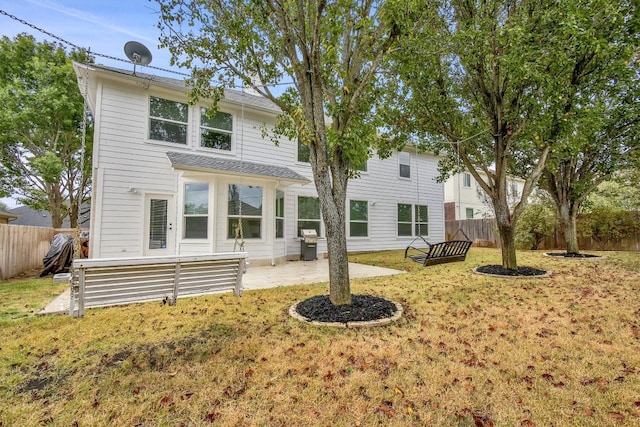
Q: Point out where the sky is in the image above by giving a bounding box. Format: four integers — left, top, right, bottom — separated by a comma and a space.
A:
0, 0, 176, 73
0, 0, 186, 209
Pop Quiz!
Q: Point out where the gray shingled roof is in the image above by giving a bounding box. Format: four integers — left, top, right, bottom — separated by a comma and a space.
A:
88, 64, 281, 113
167, 152, 310, 184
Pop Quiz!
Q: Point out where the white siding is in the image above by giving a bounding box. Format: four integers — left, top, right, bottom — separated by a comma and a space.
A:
85, 67, 445, 263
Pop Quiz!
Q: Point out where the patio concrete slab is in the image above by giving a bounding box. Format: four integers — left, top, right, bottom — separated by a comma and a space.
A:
38, 259, 405, 315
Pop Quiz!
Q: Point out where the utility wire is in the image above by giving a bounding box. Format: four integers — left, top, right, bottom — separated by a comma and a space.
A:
0, 8, 190, 77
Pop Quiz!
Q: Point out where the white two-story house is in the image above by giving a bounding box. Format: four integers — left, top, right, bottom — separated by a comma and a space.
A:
444, 171, 525, 220
74, 63, 445, 265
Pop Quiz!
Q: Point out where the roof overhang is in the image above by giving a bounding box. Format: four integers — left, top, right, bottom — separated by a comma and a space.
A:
167, 152, 310, 185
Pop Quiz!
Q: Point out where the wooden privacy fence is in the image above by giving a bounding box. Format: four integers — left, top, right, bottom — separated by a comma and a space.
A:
0, 225, 55, 280
0, 225, 84, 280
70, 252, 248, 317
446, 219, 500, 247
446, 218, 640, 251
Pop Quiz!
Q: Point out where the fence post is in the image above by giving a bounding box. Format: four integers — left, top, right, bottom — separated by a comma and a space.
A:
76, 268, 86, 318
172, 262, 181, 305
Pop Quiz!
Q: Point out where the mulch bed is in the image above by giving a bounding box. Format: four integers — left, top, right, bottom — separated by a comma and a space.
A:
545, 252, 600, 258
294, 294, 398, 323
475, 264, 548, 276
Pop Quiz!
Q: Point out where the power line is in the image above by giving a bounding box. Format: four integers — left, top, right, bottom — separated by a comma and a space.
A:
0, 8, 190, 77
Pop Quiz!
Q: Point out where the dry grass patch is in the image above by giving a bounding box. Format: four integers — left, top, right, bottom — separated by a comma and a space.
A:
0, 248, 639, 426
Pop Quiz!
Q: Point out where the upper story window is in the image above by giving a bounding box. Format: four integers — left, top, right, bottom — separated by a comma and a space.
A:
298, 138, 310, 163
399, 151, 411, 178
509, 182, 520, 199
463, 173, 472, 188
201, 108, 233, 151
149, 96, 188, 144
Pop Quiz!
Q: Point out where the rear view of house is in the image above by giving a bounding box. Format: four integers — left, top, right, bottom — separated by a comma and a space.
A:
74, 63, 444, 265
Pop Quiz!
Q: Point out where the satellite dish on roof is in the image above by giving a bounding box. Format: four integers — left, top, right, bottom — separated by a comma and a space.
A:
124, 41, 152, 74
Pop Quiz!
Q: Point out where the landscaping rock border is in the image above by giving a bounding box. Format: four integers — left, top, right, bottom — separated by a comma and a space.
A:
289, 297, 403, 328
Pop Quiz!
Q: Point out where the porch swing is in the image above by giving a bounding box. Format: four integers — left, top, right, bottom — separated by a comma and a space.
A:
404, 143, 472, 267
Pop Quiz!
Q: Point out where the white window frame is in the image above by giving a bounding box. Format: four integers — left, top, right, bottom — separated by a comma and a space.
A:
275, 190, 285, 239
297, 138, 310, 163
148, 95, 189, 145
349, 199, 368, 237
227, 184, 263, 239
463, 173, 472, 188
183, 182, 209, 239
397, 203, 429, 237
297, 196, 322, 237
397, 203, 413, 237
399, 151, 411, 179
199, 108, 234, 152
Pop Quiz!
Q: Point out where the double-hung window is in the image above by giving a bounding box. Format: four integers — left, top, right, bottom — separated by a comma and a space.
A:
399, 152, 411, 178
184, 183, 208, 239
297, 196, 321, 237
397, 203, 429, 236
275, 190, 285, 239
200, 108, 233, 151
297, 138, 310, 163
228, 184, 263, 239
149, 96, 188, 144
415, 205, 429, 235
397, 203, 413, 236
463, 173, 472, 188
349, 200, 368, 237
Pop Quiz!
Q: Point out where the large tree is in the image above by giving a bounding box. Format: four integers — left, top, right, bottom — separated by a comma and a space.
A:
0, 34, 92, 228
537, 0, 639, 254
156, 0, 409, 305
386, 0, 633, 270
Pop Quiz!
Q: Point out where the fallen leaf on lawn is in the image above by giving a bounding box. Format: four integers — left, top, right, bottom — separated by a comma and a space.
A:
608, 412, 624, 422
159, 395, 173, 406
376, 404, 395, 418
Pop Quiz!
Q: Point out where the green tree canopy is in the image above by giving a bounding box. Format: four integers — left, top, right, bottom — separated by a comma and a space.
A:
537, 0, 640, 254
157, 0, 411, 305
385, 0, 637, 269
0, 34, 92, 228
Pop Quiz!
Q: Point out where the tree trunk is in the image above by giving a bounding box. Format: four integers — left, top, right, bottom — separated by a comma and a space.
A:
325, 213, 351, 306
558, 203, 580, 254
495, 203, 518, 270
498, 223, 518, 270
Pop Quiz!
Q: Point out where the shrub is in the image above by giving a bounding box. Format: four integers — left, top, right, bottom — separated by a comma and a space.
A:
515, 203, 556, 250
577, 207, 640, 249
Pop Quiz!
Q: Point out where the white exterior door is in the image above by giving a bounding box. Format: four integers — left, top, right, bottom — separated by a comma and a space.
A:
144, 194, 175, 256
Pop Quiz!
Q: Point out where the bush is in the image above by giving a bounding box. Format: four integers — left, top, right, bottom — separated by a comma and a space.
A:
515, 203, 556, 250
577, 207, 640, 249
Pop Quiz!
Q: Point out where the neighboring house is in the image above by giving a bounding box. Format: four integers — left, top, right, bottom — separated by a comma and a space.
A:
0, 211, 18, 224
444, 171, 525, 220
73, 63, 444, 265
8, 204, 91, 228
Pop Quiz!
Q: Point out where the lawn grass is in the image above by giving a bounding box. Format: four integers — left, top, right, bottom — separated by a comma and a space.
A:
0, 274, 68, 323
0, 248, 638, 426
